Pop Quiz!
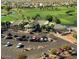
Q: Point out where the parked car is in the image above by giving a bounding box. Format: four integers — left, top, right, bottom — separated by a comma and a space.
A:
5, 33, 13, 39
71, 51, 77, 55
7, 33, 12, 36
1, 28, 7, 34
6, 36, 13, 39
30, 36, 37, 42
4, 42, 12, 47
1, 34, 5, 38
40, 37, 44, 42
68, 50, 77, 55
58, 55, 65, 59
16, 35, 27, 41
26, 35, 32, 41
48, 37, 53, 42
16, 36, 22, 41
21, 35, 28, 41
16, 43, 24, 48
40, 36, 48, 42
14, 35, 19, 38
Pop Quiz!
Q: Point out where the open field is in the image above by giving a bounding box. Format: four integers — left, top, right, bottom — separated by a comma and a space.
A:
1, 6, 77, 25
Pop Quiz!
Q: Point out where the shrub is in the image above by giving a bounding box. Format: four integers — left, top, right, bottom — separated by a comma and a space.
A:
50, 48, 57, 55
32, 14, 41, 20
54, 17, 61, 24
62, 45, 71, 50
73, 33, 77, 39
16, 54, 27, 59
46, 15, 53, 22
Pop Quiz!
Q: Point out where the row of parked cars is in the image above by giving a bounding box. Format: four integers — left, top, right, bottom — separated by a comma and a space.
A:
2, 33, 53, 42
4, 42, 24, 48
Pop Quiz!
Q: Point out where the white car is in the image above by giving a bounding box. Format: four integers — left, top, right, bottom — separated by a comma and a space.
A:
48, 38, 53, 42
40, 38, 43, 42
4, 42, 12, 47
40, 37, 48, 42
16, 43, 24, 48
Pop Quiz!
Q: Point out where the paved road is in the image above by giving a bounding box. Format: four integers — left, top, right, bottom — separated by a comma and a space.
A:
1, 29, 77, 59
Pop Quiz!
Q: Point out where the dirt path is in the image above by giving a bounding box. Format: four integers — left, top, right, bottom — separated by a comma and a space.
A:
52, 33, 77, 45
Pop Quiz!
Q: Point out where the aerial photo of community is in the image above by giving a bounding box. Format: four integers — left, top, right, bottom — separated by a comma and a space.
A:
1, 0, 77, 59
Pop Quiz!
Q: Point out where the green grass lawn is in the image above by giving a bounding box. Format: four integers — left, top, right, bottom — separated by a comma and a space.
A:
1, 6, 77, 25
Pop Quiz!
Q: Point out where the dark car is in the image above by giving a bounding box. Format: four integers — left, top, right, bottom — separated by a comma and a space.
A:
22, 35, 28, 41
1, 34, 5, 38
7, 33, 12, 36
16, 35, 28, 41
6, 36, 13, 39
5, 33, 13, 39
26, 35, 32, 41
57, 55, 65, 59
16, 36, 23, 41
1, 28, 7, 34
14, 35, 19, 38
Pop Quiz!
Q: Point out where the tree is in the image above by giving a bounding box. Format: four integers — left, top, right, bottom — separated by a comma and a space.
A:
1, 22, 5, 27
46, 15, 53, 22
27, 16, 30, 21
32, 16, 36, 20
32, 23, 41, 32
5, 1, 12, 12
32, 14, 41, 20
19, 24, 25, 30
55, 17, 61, 24
35, 14, 41, 20
46, 25, 51, 32
5, 21, 11, 28
41, 25, 46, 30
22, 14, 25, 20
1, 5, 6, 9
6, 6, 12, 12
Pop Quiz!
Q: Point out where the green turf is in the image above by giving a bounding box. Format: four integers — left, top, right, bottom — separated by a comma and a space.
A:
1, 6, 77, 25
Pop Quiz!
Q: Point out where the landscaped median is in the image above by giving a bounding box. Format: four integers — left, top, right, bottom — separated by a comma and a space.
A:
37, 45, 77, 59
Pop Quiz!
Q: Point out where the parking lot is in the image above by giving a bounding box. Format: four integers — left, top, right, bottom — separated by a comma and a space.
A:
1, 29, 77, 59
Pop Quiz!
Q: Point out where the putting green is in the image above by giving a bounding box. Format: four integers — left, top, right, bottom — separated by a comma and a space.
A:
1, 6, 77, 25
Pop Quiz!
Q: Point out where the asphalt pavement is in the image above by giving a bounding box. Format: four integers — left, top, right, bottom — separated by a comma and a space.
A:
1, 29, 77, 59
